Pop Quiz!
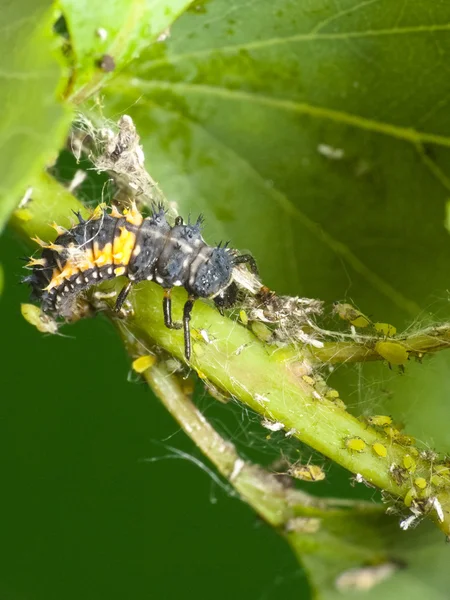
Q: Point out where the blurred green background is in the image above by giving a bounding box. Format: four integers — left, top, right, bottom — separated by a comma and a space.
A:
1, 229, 306, 600
0, 217, 374, 599
4, 0, 450, 597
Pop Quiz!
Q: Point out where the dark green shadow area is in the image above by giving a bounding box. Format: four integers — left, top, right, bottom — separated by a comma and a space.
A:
0, 229, 307, 600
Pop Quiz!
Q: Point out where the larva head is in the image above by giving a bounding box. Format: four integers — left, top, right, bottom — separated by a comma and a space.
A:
213, 282, 238, 313
189, 247, 233, 298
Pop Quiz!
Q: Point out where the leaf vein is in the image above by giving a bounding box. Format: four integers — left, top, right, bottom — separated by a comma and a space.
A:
128, 78, 450, 149
140, 23, 450, 72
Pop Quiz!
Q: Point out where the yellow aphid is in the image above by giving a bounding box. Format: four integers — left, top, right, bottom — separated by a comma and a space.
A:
396, 434, 416, 447
375, 341, 408, 365
403, 455, 416, 472
367, 415, 392, 427
333, 303, 371, 327
372, 443, 387, 458
14, 208, 32, 222
333, 398, 347, 410
131, 355, 156, 374
21, 303, 59, 334
288, 464, 325, 482
190, 329, 203, 342
374, 322, 397, 336
384, 426, 402, 440
302, 375, 315, 386
404, 487, 416, 508
414, 477, 427, 490
239, 310, 248, 326
325, 389, 339, 399
431, 474, 446, 487
434, 465, 450, 477
345, 437, 366, 453
251, 321, 272, 342
192, 342, 204, 357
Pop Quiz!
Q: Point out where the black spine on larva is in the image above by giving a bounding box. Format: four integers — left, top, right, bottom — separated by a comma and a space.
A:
27, 212, 120, 315
26, 206, 243, 329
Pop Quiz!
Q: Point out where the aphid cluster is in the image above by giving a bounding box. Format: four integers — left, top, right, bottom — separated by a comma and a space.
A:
24, 202, 257, 359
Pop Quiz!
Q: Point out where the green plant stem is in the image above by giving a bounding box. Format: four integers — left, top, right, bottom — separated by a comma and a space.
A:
111, 284, 450, 535
141, 360, 295, 527
310, 325, 450, 364
11, 174, 450, 537
133, 355, 401, 583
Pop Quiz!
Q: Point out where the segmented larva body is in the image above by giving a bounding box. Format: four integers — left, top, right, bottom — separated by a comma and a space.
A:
24, 202, 257, 359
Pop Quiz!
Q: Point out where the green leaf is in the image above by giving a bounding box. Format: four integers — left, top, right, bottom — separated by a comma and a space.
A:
293, 517, 449, 600
102, 0, 450, 456
0, 0, 71, 231
59, 0, 195, 103
106, 0, 450, 316
9, 169, 88, 243
96, 1, 450, 592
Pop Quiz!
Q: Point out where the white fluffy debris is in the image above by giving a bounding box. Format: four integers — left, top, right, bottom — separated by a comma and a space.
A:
72, 114, 171, 214
95, 27, 108, 40
285, 428, 297, 438
317, 143, 344, 160
400, 514, 417, 531
67, 169, 87, 193
285, 517, 321, 534
229, 458, 245, 482
261, 418, 284, 432
157, 28, 171, 42
432, 497, 444, 522
18, 186, 33, 208
241, 290, 324, 349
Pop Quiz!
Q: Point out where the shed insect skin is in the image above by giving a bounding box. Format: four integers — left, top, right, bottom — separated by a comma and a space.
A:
24, 202, 258, 360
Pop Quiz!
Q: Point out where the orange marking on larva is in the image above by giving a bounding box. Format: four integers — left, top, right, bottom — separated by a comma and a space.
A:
91, 203, 107, 219
31, 236, 48, 248
56, 263, 79, 284
113, 226, 136, 266
50, 222, 67, 235
77, 248, 95, 272
44, 268, 62, 291
110, 205, 122, 218
94, 241, 113, 266
47, 243, 65, 253
124, 201, 143, 226
26, 257, 47, 267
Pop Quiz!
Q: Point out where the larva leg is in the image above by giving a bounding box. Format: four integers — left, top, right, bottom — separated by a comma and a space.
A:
115, 281, 133, 312
163, 289, 182, 330
183, 297, 196, 360
233, 253, 258, 275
